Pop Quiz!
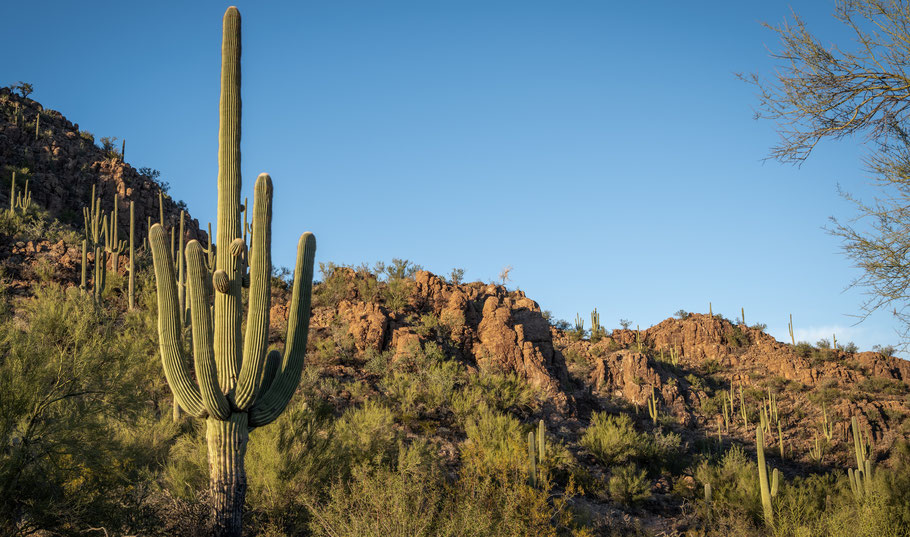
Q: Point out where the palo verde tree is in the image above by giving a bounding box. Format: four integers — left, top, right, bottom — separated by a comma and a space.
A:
149, 7, 316, 536
745, 0, 910, 349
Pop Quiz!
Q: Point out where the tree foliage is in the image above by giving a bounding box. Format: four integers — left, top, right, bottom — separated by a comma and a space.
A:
747, 0, 910, 348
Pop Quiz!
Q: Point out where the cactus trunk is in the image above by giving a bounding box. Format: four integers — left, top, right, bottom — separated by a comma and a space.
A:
757, 426, 773, 525
129, 201, 135, 310
208, 413, 248, 537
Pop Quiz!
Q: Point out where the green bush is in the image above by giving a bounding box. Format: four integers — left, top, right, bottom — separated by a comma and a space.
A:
608, 463, 651, 505
581, 412, 649, 466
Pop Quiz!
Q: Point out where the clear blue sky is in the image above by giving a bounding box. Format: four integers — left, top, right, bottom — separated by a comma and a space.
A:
2, 1, 903, 354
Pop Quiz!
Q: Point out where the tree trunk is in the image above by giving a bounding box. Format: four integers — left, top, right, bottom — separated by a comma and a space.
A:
207, 413, 249, 537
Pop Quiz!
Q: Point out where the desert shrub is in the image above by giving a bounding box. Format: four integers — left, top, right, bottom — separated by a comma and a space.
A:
695, 445, 762, 527
306, 440, 444, 537
313, 262, 351, 307
0, 284, 175, 534
858, 377, 908, 396
244, 397, 336, 533
461, 406, 528, 479
308, 438, 591, 537
608, 463, 651, 505
164, 424, 209, 500
581, 412, 648, 466
452, 370, 541, 424
332, 400, 399, 470
793, 341, 814, 357
381, 341, 463, 416
724, 325, 749, 348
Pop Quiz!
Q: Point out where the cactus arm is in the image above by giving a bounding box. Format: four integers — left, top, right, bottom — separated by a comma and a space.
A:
249, 232, 316, 427
755, 425, 774, 525
149, 223, 206, 417
757, 426, 773, 525
214, 5, 244, 395
259, 350, 281, 395
235, 174, 273, 410
185, 240, 231, 420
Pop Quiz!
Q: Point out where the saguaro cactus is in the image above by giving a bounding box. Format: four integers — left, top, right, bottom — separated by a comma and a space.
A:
149, 8, 317, 536
129, 201, 135, 310
756, 426, 774, 525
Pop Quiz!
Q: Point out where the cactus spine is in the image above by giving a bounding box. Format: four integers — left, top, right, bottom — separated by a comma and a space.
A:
149, 9, 317, 536
756, 426, 774, 525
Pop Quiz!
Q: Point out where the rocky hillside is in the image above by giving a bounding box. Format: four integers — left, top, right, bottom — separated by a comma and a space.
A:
288, 264, 910, 476
0, 88, 205, 246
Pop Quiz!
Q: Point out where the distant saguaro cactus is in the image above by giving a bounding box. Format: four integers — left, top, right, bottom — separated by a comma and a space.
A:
149, 8, 316, 537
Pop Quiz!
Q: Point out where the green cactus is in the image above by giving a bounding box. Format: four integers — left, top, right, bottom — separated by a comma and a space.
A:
158, 189, 165, 228
527, 419, 546, 487
849, 416, 874, 499
770, 467, 779, 498
537, 419, 545, 465
15, 178, 30, 215
178, 210, 186, 326
788, 314, 795, 346
121, 138, 125, 162
9, 171, 15, 215
709, 302, 712, 316
756, 426, 774, 525
722, 396, 730, 432
35, 112, 40, 140
809, 432, 823, 463
148, 8, 317, 536
777, 418, 784, 459
574, 313, 584, 333
207, 222, 215, 272
704, 482, 713, 521
109, 194, 123, 270
590, 308, 601, 337
741, 306, 745, 326
821, 403, 833, 442
739, 386, 748, 427
80, 239, 87, 291
647, 386, 658, 425
129, 201, 135, 310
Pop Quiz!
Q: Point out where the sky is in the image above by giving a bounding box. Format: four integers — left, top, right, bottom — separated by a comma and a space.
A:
1, 1, 905, 355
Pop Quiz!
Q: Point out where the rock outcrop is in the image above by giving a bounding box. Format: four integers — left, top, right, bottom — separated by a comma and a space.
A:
0, 89, 205, 246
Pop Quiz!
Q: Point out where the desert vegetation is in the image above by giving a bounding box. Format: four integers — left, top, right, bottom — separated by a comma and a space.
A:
1, 2, 910, 536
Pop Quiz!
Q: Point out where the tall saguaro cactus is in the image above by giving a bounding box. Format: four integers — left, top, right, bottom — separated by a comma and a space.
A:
149, 8, 317, 536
